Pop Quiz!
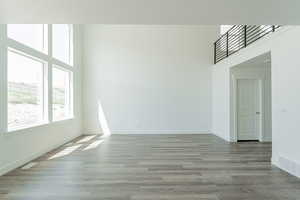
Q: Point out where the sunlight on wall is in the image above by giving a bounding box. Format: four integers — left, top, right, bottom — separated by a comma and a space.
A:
98, 101, 111, 136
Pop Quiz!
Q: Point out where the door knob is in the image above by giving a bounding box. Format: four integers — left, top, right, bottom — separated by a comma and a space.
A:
256, 112, 260, 114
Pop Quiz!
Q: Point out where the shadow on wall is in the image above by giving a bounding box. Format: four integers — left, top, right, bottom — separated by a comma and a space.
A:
98, 100, 111, 136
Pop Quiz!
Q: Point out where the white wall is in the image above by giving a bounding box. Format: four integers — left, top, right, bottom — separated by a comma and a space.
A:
83, 25, 218, 134
212, 26, 300, 177
0, 26, 83, 176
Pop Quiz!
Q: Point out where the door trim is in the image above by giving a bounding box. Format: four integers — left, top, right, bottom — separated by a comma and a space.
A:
231, 75, 264, 142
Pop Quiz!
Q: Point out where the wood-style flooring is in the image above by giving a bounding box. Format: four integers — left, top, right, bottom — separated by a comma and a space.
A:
1, 134, 300, 200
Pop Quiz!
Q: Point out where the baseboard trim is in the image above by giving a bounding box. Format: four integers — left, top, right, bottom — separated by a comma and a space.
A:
272, 156, 300, 178
113, 130, 211, 134
0, 133, 81, 177
212, 132, 231, 142
83, 129, 211, 135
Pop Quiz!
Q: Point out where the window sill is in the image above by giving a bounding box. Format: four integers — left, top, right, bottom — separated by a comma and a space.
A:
7, 121, 50, 134
52, 116, 75, 124
3, 116, 75, 135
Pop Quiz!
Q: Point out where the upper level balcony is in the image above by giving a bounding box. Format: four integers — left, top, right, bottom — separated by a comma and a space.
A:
214, 25, 280, 64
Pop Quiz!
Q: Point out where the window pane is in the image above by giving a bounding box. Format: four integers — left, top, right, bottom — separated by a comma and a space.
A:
7, 24, 47, 52
52, 24, 72, 65
8, 50, 45, 130
53, 67, 72, 121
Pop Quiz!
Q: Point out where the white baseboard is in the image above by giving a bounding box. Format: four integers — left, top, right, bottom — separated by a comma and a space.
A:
113, 130, 211, 134
0, 133, 81, 176
83, 129, 211, 135
272, 156, 300, 178
212, 132, 231, 142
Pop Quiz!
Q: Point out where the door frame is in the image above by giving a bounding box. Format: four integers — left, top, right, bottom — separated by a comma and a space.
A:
231, 74, 265, 142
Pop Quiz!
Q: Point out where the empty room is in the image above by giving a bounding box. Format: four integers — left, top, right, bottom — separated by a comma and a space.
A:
1, 0, 300, 199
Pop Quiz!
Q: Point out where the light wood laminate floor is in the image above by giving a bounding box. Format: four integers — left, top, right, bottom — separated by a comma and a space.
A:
1, 134, 300, 200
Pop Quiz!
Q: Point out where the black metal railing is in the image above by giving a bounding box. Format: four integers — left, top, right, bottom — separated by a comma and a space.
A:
214, 25, 280, 64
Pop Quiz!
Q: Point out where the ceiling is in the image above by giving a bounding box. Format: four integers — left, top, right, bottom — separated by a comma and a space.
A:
1, 0, 300, 24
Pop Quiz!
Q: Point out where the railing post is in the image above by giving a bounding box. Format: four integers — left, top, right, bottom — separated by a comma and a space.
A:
214, 42, 216, 64
244, 25, 247, 47
226, 32, 229, 57
272, 25, 275, 32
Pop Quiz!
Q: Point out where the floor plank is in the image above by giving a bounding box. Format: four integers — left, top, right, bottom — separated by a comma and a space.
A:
0, 134, 299, 200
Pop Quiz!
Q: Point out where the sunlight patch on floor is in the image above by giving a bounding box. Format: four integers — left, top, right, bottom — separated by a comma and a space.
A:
83, 140, 103, 151
76, 135, 97, 143
48, 144, 82, 160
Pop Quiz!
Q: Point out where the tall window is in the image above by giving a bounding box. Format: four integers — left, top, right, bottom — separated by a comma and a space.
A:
52, 24, 73, 65
52, 67, 72, 121
7, 50, 46, 130
0, 24, 75, 133
7, 24, 48, 52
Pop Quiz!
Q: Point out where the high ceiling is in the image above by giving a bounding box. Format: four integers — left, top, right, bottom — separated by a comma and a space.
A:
1, 0, 300, 24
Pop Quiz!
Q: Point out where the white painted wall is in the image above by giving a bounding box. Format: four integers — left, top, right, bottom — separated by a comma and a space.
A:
212, 26, 300, 177
0, 26, 83, 176
83, 25, 218, 134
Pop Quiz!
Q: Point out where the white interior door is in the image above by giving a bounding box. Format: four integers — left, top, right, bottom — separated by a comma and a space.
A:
237, 79, 261, 141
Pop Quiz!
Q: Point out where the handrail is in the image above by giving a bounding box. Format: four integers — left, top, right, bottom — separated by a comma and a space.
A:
214, 25, 280, 64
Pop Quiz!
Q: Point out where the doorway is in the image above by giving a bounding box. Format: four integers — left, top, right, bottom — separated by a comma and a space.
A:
237, 79, 261, 141
230, 52, 272, 142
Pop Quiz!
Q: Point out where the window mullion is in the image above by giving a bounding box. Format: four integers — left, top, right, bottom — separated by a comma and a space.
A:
70, 71, 74, 117
51, 58, 74, 72
0, 25, 8, 134
69, 25, 74, 66
47, 24, 53, 123
6, 39, 51, 64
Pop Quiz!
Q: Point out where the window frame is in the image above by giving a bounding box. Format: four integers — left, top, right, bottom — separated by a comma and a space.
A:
7, 24, 48, 54
0, 24, 75, 134
52, 65, 74, 122
52, 24, 74, 66
7, 48, 48, 131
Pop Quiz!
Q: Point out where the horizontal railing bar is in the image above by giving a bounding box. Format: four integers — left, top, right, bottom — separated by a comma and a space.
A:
216, 46, 227, 50
215, 51, 227, 56
246, 29, 273, 42
228, 40, 244, 47
228, 37, 244, 43
216, 39, 227, 43
228, 28, 243, 35
216, 45, 227, 49
214, 25, 281, 64
228, 41, 244, 48
246, 27, 272, 37
247, 25, 273, 33
228, 45, 243, 50
216, 53, 227, 57
247, 32, 273, 45
228, 26, 244, 33
219, 25, 238, 37
246, 25, 273, 33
